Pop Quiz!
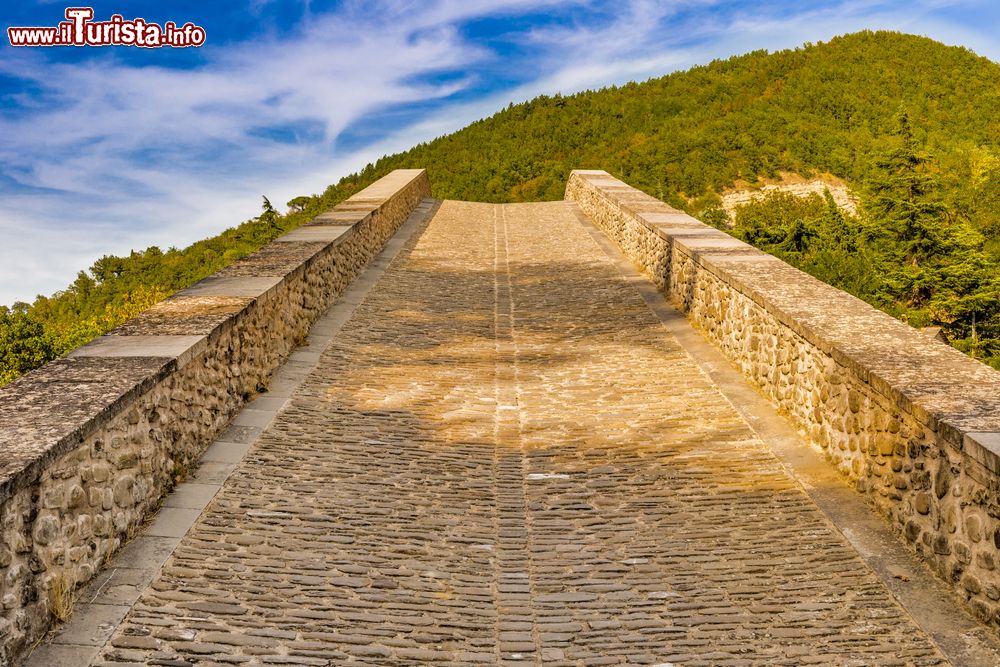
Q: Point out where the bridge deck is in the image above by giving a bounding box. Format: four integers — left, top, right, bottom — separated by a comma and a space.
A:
29, 200, 992, 665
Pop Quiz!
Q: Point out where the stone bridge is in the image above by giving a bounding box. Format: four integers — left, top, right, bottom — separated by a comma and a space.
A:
3, 170, 1000, 666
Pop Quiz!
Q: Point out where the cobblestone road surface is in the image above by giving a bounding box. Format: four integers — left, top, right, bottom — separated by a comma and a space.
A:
95, 201, 948, 666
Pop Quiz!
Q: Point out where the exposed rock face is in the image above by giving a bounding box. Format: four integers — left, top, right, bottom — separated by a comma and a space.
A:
567, 169, 1000, 632
720, 177, 859, 222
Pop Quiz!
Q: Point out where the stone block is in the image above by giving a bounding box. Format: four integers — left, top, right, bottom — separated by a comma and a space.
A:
175, 275, 282, 299
274, 226, 352, 243
68, 335, 206, 366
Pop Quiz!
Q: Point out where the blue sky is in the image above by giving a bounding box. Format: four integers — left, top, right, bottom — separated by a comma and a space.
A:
1, 0, 998, 306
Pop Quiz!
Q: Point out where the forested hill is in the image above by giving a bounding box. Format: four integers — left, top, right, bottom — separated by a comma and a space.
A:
3, 30, 1000, 384
378, 31, 1000, 207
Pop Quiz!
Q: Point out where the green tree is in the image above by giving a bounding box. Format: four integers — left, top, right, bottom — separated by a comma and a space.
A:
260, 196, 279, 228
0, 308, 56, 385
287, 195, 312, 213
864, 111, 950, 265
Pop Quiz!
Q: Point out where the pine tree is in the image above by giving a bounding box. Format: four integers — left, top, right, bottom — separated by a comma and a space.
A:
864, 110, 949, 266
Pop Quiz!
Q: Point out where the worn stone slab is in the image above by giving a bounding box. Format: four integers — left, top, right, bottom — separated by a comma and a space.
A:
230, 409, 275, 430
174, 275, 283, 299
287, 348, 323, 364
161, 482, 218, 510
266, 361, 313, 386
67, 334, 206, 366
314, 207, 371, 218
146, 507, 204, 538
307, 213, 368, 228
23, 642, 100, 666
217, 423, 262, 444
584, 177, 626, 187
348, 168, 427, 200
638, 211, 701, 225
110, 537, 180, 571
214, 241, 329, 278
49, 604, 131, 646
244, 395, 289, 412
200, 441, 252, 464
965, 432, 1000, 479
675, 236, 748, 251
81, 567, 157, 606
655, 225, 721, 237
327, 200, 380, 210
702, 253, 782, 264
189, 461, 239, 485
110, 295, 252, 336
274, 225, 352, 243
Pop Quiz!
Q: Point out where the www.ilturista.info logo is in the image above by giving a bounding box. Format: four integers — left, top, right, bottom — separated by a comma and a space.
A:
7, 7, 206, 48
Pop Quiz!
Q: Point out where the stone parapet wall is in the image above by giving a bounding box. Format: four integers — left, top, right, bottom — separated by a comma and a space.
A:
566, 169, 1000, 627
0, 169, 430, 663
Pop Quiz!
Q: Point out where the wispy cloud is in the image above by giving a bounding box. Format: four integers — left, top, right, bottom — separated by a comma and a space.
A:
0, 1, 492, 304
0, 0, 994, 306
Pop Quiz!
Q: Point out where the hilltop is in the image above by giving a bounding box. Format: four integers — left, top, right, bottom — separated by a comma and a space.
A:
2, 30, 999, 383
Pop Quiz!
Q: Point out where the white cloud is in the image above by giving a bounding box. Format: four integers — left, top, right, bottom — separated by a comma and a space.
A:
0, 1, 495, 304
0, 0, 994, 306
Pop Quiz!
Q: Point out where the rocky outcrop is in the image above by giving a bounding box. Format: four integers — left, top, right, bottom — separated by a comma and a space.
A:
720, 177, 859, 222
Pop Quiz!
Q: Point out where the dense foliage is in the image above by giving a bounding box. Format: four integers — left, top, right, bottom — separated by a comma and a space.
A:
0, 174, 373, 383
3, 30, 999, 384
728, 105, 1000, 368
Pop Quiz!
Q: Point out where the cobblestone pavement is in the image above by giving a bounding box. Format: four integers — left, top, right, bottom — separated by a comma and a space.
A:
94, 201, 949, 666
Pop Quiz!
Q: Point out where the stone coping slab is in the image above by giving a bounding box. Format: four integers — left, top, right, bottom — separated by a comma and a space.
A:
68, 335, 207, 367
308, 211, 370, 224
349, 168, 426, 199
175, 276, 283, 299
108, 296, 253, 337
213, 241, 331, 278
273, 225, 352, 243
702, 253, 783, 265
638, 211, 700, 225
651, 226, 725, 237
967, 433, 1000, 474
